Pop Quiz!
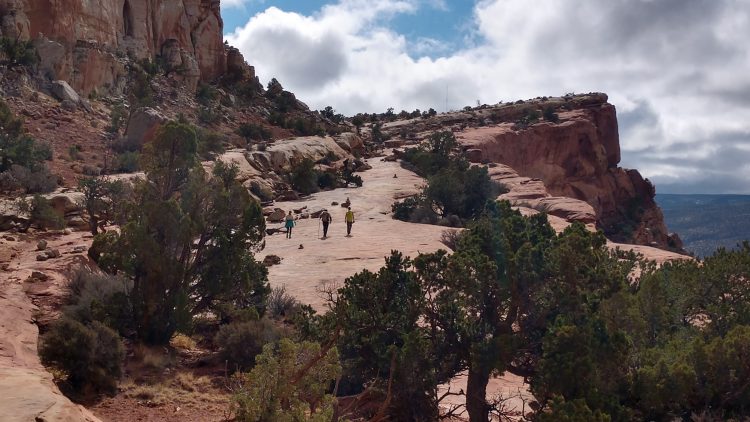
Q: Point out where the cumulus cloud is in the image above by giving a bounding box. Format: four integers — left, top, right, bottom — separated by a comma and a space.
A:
226, 0, 750, 193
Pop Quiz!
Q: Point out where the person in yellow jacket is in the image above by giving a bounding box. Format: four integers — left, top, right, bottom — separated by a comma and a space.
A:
345, 207, 355, 237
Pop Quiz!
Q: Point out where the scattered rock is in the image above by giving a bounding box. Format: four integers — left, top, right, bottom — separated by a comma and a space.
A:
267, 208, 286, 223
3, 235, 15, 241
60, 99, 77, 112
331, 201, 339, 206
43, 248, 62, 260
262, 254, 282, 266
50, 80, 80, 104
36, 240, 47, 251
26, 271, 49, 282
72, 245, 87, 253
300, 213, 310, 219
125, 107, 166, 149
293, 206, 307, 214
341, 198, 351, 208
298, 244, 304, 250
265, 228, 285, 236
276, 190, 299, 201
36, 254, 49, 262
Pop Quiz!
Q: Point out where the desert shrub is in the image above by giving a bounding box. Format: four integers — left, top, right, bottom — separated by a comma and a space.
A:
65, 269, 134, 336
317, 171, 338, 190
231, 339, 340, 422
0, 37, 38, 67
128, 68, 155, 108
0, 164, 58, 193
237, 123, 271, 144
113, 151, 140, 173
215, 318, 290, 372
1, 99, 56, 193
543, 105, 560, 123
266, 285, 300, 319
439, 229, 464, 250
18, 194, 64, 229
196, 83, 218, 106
39, 318, 124, 395
346, 173, 363, 187
391, 195, 423, 222
196, 128, 225, 159
290, 158, 319, 194
198, 106, 221, 125
68, 145, 81, 161
107, 102, 127, 134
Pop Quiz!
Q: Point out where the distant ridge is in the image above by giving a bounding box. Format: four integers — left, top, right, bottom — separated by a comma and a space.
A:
656, 194, 750, 257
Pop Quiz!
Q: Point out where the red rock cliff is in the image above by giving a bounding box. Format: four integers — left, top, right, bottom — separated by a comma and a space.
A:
0, 0, 228, 94
453, 94, 682, 250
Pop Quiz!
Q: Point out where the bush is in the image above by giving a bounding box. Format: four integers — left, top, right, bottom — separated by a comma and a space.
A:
196, 129, 225, 159
196, 83, 218, 106
290, 158, 319, 194
237, 123, 271, 144
39, 318, 124, 395
113, 151, 140, 173
0, 164, 58, 193
266, 286, 300, 319
231, 339, 340, 422
18, 194, 65, 230
198, 106, 221, 125
543, 106, 559, 123
440, 229, 464, 250
65, 269, 134, 336
0, 37, 38, 67
215, 319, 290, 372
317, 171, 338, 190
107, 102, 127, 134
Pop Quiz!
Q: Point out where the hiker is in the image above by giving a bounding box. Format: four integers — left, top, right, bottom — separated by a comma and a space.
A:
345, 207, 355, 236
319, 209, 332, 238
285, 211, 295, 239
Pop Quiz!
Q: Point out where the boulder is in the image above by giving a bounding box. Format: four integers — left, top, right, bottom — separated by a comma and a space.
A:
36, 240, 47, 251
125, 107, 166, 148
50, 80, 80, 104
465, 148, 483, 163
267, 208, 286, 223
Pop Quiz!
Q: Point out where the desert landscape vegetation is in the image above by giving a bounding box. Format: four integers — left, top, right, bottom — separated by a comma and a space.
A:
0, 1, 749, 422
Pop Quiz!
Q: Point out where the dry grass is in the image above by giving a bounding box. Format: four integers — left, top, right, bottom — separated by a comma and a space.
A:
121, 372, 228, 408
132, 343, 176, 371
170, 332, 197, 351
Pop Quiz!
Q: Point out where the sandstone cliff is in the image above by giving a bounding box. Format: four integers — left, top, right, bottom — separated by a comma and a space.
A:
382, 94, 682, 251
0, 0, 236, 94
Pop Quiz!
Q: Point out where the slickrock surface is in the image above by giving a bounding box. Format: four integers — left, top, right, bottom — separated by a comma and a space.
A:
0, 232, 101, 422
262, 154, 447, 312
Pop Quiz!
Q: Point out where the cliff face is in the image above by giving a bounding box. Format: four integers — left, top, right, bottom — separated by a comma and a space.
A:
0, 0, 227, 94
455, 95, 682, 250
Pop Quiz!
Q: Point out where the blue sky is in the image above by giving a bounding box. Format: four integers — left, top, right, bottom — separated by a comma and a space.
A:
222, 0, 750, 194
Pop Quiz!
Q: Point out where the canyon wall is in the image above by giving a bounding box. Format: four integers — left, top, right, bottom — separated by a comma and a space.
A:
0, 0, 230, 94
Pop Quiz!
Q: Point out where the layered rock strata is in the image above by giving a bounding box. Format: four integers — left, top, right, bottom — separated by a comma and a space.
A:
451, 95, 682, 250
0, 0, 242, 94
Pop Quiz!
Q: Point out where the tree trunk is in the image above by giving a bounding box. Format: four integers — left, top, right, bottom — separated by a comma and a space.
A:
466, 366, 490, 422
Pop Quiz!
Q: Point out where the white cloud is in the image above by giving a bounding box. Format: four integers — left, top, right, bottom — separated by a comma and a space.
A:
226, 0, 750, 193
222, 0, 264, 10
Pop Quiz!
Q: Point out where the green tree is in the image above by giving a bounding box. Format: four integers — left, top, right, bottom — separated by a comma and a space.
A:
231, 339, 341, 422
91, 122, 269, 344
78, 176, 128, 235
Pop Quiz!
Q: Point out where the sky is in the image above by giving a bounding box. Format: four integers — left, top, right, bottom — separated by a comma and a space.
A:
222, 0, 750, 194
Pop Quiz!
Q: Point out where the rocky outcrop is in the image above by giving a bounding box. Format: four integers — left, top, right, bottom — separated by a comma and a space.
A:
456, 96, 682, 250
0, 0, 228, 95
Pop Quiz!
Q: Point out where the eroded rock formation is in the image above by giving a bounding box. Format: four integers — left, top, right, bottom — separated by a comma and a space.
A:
455, 95, 681, 250
0, 0, 241, 94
